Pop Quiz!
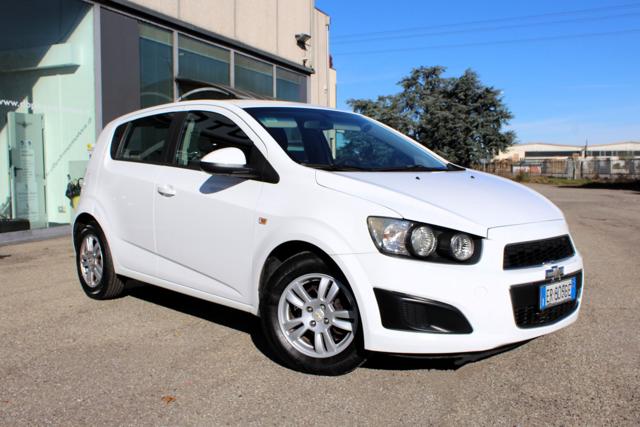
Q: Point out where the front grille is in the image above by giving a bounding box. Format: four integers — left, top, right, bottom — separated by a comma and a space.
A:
503, 235, 575, 270
510, 271, 582, 328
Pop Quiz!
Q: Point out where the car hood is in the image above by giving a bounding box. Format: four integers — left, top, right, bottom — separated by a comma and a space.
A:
315, 169, 564, 237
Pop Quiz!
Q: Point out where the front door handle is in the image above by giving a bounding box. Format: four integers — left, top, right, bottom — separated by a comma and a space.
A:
157, 184, 176, 197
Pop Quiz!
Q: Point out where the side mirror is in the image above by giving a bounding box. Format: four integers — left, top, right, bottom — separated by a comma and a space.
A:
199, 147, 259, 179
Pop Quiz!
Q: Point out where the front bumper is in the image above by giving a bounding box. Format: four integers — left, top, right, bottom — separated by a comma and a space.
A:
333, 219, 584, 354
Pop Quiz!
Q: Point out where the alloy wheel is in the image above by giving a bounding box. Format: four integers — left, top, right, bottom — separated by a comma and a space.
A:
277, 273, 357, 358
79, 234, 104, 288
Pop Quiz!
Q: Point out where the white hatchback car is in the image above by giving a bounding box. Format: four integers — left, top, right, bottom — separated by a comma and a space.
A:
74, 100, 583, 375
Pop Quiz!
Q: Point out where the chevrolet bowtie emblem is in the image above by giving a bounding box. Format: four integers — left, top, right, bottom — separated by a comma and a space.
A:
545, 265, 564, 281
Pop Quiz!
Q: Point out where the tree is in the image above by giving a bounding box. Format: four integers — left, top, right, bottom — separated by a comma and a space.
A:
347, 66, 516, 166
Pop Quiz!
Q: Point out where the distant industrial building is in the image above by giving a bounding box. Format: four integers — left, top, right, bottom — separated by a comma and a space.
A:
495, 142, 640, 162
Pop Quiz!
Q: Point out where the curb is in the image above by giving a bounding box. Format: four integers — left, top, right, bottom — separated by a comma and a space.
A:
0, 225, 71, 247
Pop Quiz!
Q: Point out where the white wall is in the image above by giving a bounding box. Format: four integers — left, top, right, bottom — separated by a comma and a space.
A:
309, 8, 331, 106
41, 9, 96, 224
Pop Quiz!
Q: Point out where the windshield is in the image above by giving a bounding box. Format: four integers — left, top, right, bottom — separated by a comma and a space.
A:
245, 107, 452, 172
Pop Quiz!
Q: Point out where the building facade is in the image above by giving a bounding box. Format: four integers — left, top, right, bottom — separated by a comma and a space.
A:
0, 0, 336, 233
495, 142, 640, 162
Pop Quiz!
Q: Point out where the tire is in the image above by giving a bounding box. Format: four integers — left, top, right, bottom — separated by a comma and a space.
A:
75, 222, 124, 300
260, 252, 366, 375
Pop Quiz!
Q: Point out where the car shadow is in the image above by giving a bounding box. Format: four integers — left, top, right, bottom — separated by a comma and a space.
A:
124, 281, 283, 367
124, 281, 529, 373
198, 175, 245, 194
362, 339, 530, 371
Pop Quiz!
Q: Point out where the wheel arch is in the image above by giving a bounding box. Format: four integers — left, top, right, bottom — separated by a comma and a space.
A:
72, 212, 99, 250
258, 241, 347, 309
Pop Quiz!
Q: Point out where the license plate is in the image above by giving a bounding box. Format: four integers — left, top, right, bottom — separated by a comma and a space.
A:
539, 277, 577, 310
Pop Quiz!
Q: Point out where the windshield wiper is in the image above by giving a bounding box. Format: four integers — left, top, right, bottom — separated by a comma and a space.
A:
447, 163, 466, 171
300, 163, 460, 172
299, 162, 369, 172
370, 165, 448, 172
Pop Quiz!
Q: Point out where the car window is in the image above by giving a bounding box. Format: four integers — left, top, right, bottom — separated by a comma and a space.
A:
175, 110, 253, 169
110, 122, 128, 159
246, 107, 450, 172
117, 113, 174, 163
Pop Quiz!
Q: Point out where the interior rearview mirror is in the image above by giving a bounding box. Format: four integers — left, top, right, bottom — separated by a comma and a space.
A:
303, 120, 333, 130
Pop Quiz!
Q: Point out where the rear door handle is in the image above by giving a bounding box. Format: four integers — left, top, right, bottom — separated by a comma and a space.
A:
157, 184, 176, 197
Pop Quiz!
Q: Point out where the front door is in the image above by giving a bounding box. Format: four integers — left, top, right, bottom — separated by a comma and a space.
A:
154, 109, 264, 304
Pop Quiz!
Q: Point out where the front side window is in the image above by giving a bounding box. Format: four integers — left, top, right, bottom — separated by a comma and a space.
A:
245, 107, 450, 172
116, 113, 174, 163
175, 111, 252, 169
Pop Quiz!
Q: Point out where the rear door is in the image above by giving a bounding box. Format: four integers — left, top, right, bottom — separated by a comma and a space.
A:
154, 108, 265, 303
101, 111, 179, 277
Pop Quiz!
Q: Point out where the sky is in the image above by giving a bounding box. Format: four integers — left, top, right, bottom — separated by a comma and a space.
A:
315, 0, 640, 146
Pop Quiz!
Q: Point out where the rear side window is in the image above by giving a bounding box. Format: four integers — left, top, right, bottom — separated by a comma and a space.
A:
115, 113, 174, 163
110, 123, 128, 159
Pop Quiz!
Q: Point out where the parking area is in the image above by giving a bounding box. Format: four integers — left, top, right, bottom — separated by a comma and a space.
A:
1, 184, 639, 425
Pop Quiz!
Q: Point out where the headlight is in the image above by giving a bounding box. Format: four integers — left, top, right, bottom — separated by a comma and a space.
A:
449, 233, 475, 261
367, 216, 480, 263
367, 217, 411, 255
409, 225, 437, 257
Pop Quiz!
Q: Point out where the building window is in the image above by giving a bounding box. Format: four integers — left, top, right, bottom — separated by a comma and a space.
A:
0, 0, 95, 231
276, 67, 307, 102
139, 23, 174, 108
234, 53, 273, 97
524, 151, 580, 158
178, 35, 230, 91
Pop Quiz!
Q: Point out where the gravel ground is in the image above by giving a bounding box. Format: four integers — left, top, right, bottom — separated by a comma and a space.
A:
1, 184, 638, 426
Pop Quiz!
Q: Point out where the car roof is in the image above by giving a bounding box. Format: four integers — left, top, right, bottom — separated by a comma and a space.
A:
107, 100, 356, 129
161, 99, 341, 111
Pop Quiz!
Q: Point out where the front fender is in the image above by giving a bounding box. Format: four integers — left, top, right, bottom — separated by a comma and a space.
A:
249, 216, 377, 311
249, 218, 379, 336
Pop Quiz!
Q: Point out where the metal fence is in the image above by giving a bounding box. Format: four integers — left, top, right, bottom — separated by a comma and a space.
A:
480, 158, 640, 180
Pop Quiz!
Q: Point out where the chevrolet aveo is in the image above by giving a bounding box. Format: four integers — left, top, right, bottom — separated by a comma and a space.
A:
73, 100, 583, 375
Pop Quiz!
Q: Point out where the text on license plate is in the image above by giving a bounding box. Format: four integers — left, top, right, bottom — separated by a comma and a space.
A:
539, 277, 577, 310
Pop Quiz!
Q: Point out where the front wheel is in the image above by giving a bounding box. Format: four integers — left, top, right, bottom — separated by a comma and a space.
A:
260, 252, 365, 375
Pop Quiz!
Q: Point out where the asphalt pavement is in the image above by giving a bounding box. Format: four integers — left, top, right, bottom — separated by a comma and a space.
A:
1, 183, 638, 425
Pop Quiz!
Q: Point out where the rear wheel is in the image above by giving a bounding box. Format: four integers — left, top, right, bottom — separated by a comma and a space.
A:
75, 223, 124, 299
260, 252, 365, 375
